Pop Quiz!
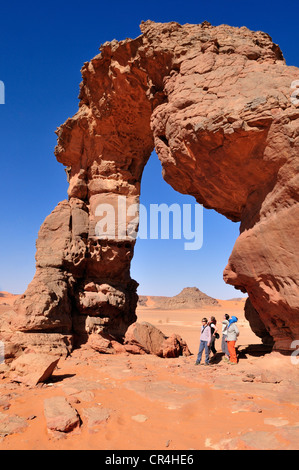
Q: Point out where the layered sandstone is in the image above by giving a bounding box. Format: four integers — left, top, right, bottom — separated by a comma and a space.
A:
4, 20, 299, 354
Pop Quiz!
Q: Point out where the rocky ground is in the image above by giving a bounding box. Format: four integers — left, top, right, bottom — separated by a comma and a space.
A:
0, 298, 298, 450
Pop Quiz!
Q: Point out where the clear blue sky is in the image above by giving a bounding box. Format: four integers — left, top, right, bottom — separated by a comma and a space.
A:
0, 0, 298, 298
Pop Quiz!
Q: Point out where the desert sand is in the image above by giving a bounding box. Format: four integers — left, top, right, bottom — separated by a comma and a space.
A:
0, 292, 19, 307
0, 295, 299, 451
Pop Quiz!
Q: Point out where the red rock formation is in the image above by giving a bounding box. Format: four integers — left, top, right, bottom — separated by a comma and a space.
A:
4, 20, 299, 353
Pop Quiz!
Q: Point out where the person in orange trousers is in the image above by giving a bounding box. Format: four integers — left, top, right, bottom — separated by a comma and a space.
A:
227, 340, 238, 363
225, 316, 239, 364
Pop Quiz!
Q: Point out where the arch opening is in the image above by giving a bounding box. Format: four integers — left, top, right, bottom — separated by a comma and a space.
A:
131, 150, 245, 300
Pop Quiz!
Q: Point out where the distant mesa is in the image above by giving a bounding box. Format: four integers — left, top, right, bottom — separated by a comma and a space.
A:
138, 287, 219, 309
0, 292, 19, 298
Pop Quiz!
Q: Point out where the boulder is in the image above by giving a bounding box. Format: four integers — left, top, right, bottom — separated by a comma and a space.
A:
0, 411, 28, 437
9, 353, 60, 386
44, 396, 80, 433
82, 407, 110, 428
124, 322, 166, 357
85, 332, 114, 354
162, 334, 192, 358
124, 322, 191, 358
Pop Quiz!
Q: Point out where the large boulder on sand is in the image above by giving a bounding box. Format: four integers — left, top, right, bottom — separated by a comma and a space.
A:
8, 353, 60, 386
124, 322, 191, 358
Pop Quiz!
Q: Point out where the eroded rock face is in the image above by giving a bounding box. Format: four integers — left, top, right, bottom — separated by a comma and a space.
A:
6, 20, 299, 352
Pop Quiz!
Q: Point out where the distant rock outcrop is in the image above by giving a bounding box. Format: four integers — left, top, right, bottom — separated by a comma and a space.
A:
138, 287, 219, 309
0, 292, 19, 306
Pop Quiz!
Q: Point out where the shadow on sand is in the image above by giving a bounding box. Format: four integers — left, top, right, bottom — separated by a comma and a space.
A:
209, 343, 273, 364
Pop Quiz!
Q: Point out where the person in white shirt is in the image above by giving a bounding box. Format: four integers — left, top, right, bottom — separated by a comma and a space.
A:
195, 318, 212, 366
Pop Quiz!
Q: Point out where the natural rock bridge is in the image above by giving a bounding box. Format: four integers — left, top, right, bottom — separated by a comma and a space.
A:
3, 20, 299, 355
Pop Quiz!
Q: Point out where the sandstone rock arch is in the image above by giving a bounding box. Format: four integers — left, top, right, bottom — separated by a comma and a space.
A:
5, 20, 299, 354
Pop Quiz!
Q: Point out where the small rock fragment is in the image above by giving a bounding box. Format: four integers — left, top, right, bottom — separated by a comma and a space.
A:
44, 396, 80, 433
